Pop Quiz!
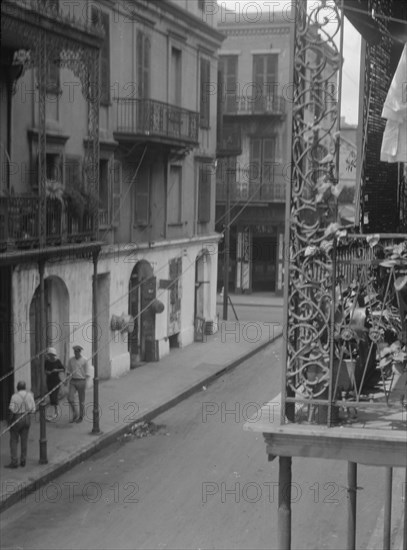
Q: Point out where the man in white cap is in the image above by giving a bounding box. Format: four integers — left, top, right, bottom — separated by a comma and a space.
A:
66, 345, 89, 423
44, 347, 65, 420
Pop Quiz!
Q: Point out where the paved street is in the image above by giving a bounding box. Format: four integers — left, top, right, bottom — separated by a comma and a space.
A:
1, 338, 404, 550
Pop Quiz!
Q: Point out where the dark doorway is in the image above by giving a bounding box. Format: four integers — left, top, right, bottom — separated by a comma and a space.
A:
251, 236, 277, 291
128, 260, 157, 367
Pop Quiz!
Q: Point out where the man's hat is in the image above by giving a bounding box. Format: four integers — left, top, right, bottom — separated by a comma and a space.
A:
73, 345, 83, 351
47, 347, 57, 356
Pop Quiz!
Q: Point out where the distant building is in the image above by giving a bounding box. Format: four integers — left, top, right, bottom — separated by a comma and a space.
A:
338, 117, 357, 224
216, 10, 292, 295
215, 9, 338, 295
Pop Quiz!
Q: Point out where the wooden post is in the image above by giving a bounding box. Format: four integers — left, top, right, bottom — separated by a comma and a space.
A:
223, 159, 230, 321
91, 249, 101, 434
38, 260, 48, 464
383, 467, 392, 550
347, 462, 357, 550
278, 456, 292, 550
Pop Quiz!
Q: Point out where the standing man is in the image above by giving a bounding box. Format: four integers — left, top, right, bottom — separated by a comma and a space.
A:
67, 345, 89, 423
5, 381, 36, 468
44, 347, 65, 420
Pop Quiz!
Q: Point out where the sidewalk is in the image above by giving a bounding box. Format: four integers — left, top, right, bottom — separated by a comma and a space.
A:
217, 291, 284, 308
0, 318, 283, 512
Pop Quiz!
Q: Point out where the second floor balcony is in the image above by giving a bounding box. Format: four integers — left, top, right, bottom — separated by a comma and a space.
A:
217, 180, 286, 203
0, 196, 96, 252
115, 98, 199, 148
217, 166, 286, 203
223, 94, 286, 117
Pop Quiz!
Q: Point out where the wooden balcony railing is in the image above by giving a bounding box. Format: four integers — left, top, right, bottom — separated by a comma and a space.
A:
223, 94, 286, 116
116, 98, 199, 144
0, 196, 96, 251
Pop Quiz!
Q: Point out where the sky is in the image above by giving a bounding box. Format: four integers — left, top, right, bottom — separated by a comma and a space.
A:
217, 0, 361, 124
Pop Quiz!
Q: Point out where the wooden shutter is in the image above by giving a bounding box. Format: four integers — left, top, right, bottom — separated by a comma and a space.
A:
266, 54, 278, 85
262, 138, 275, 184
222, 56, 238, 113
198, 164, 211, 223
137, 31, 150, 98
134, 170, 150, 226
168, 166, 182, 224
111, 159, 122, 227
200, 58, 210, 128
143, 36, 151, 99
250, 138, 261, 182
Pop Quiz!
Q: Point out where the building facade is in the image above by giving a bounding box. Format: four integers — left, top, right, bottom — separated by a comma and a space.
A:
215, 9, 338, 295
0, 0, 224, 416
215, 11, 293, 295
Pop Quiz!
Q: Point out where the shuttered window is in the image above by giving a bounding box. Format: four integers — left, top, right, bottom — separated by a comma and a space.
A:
137, 31, 151, 98
198, 163, 211, 223
112, 160, 122, 227
250, 137, 276, 183
252, 54, 278, 110
92, 7, 110, 105
200, 58, 210, 128
219, 55, 238, 113
168, 166, 182, 224
134, 171, 150, 226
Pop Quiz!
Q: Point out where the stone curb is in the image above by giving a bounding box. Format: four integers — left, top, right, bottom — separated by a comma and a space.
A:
0, 331, 282, 514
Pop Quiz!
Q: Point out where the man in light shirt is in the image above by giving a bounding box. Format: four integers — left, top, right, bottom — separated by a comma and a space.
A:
5, 381, 36, 468
66, 345, 89, 423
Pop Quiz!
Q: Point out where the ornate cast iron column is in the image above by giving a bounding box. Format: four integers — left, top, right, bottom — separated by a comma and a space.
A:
85, 48, 101, 240
282, 0, 342, 425
37, 30, 47, 247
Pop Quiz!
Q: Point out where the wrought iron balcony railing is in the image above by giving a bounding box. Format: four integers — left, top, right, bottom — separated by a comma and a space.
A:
115, 98, 199, 145
216, 181, 286, 202
4, 0, 105, 36
0, 196, 96, 251
284, 233, 407, 426
223, 94, 286, 116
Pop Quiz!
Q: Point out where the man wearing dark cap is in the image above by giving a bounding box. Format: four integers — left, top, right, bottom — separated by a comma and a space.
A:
5, 381, 36, 468
66, 345, 89, 423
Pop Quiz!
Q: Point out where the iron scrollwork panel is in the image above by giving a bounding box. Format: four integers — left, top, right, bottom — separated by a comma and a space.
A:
284, 0, 342, 424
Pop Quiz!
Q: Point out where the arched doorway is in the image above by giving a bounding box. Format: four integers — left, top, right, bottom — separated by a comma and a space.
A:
128, 260, 157, 367
29, 276, 69, 398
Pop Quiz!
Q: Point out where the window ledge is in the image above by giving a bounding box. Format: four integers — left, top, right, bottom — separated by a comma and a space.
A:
133, 223, 150, 229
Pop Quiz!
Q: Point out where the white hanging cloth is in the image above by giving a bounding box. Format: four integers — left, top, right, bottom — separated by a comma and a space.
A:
380, 43, 407, 163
